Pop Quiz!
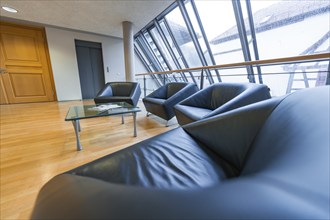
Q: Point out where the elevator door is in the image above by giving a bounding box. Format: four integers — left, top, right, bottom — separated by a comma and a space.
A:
75, 40, 105, 99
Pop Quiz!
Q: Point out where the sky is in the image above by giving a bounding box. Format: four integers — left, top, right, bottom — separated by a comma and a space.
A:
166, 0, 281, 39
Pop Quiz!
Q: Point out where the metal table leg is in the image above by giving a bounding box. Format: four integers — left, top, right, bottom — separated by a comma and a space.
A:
77, 120, 81, 132
122, 114, 124, 124
133, 112, 137, 137
72, 120, 82, 151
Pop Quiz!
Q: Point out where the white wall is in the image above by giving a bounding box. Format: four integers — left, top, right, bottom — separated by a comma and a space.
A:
45, 27, 126, 101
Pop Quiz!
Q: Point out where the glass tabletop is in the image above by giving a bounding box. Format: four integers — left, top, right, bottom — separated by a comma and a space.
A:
65, 102, 141, 121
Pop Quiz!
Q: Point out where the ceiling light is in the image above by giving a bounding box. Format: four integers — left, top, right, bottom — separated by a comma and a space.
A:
1, 6, 18, 13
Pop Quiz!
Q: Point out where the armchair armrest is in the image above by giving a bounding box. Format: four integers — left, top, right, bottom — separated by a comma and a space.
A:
164, 84, 198, 108
178, 86, 213, 108
129, 83, 141, 106
146, 85, 167, 99
206, 85, 271, 118
95, 83, 113, 97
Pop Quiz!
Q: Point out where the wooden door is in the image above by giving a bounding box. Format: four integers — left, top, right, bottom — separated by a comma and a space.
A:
0, 22, 55, 104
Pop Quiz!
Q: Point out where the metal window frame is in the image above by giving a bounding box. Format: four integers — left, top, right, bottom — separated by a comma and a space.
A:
147, 25, 179, 82
189, 0, 222, 83
327, 60, 330, 85
135, 35, 161, 72
245, 0, 263, 84
154, 20, 188, 82
143, 30, 176, 84
178, 0, 214, 85
232, 0, 256, 83
134, 46, 162, 88
163, 17, 198, 85
136, 35, 167, 84
141, 32, 165, 72
146, 27, 171, 71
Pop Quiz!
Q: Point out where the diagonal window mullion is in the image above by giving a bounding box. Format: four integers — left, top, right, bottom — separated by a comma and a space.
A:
178, 0, 214, 85
163, 17, 198, 85
154, 20, 188, 82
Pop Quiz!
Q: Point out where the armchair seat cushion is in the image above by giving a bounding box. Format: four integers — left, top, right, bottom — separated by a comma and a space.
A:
143, 82, 199, 121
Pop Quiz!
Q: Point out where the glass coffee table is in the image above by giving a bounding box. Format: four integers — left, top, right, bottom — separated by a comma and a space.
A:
65, 102, 141, 151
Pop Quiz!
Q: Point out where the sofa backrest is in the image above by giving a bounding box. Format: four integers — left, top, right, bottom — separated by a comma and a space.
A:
241, 86, 329, 196
110, 82, 136, 96
184, 86, 329, 183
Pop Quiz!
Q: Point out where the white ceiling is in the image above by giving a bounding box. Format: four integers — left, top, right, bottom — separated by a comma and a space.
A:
0, 0, 174, 38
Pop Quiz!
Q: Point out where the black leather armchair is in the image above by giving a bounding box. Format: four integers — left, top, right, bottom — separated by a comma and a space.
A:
32, 86, 330, 220
94, 82, 141, 106
142, 82, 198, 124
174, 82, 271, 125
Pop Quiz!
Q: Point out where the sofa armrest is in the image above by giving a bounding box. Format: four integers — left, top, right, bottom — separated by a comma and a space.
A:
183, 98, 281, 170
32, 167, 327, 220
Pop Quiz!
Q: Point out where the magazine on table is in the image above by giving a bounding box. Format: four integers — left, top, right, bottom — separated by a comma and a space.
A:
88, 104, 122, 112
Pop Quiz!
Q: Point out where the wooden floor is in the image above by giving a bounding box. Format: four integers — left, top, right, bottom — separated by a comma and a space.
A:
0, 100, 176, 220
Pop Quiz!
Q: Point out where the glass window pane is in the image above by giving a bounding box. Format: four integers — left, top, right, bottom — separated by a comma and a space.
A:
260, 61, 329, 96
159, 20, 186, 68
240, 1, 256, 61
134, 39, 157, 72
165, 7, 202, 67
217, 68, 251, 83
195, 0, 245, 64
250, 0, 330, 59
143, 32, 169, 71
149, 27, 178, 70
184, 0, 213, 65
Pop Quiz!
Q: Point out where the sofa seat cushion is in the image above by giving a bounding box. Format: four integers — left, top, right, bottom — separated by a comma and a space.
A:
69, 128, 232, 189
32, 86, 330, 220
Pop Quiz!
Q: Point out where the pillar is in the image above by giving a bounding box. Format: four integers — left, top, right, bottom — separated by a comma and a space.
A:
122, 21, 135, 82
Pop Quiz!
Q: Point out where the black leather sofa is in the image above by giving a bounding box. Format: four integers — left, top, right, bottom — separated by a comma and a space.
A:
94, 82, 141, 106
143, 82, 198, 124
174, 82, 271, 125
32, 86, 329, 220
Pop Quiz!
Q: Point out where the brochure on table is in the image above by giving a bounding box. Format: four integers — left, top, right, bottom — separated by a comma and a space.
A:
88, 104, 121, 111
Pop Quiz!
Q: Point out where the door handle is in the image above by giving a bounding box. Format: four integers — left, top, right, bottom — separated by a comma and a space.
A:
0, 68, 7, 74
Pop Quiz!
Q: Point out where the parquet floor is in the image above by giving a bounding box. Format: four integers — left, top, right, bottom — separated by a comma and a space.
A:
0, 100, 176, 219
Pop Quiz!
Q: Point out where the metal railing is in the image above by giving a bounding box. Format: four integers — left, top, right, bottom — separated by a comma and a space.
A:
136, 53, 330, 97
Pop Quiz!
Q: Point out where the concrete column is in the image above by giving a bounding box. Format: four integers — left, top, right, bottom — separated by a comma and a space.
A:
122, 21, 135, 82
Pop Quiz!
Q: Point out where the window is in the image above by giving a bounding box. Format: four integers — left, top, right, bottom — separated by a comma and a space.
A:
165, 7, 202, 68
249, 0, 330, 59
134, 0, 329, 96
195, 0, 244, 64
248, 0, 330, 95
